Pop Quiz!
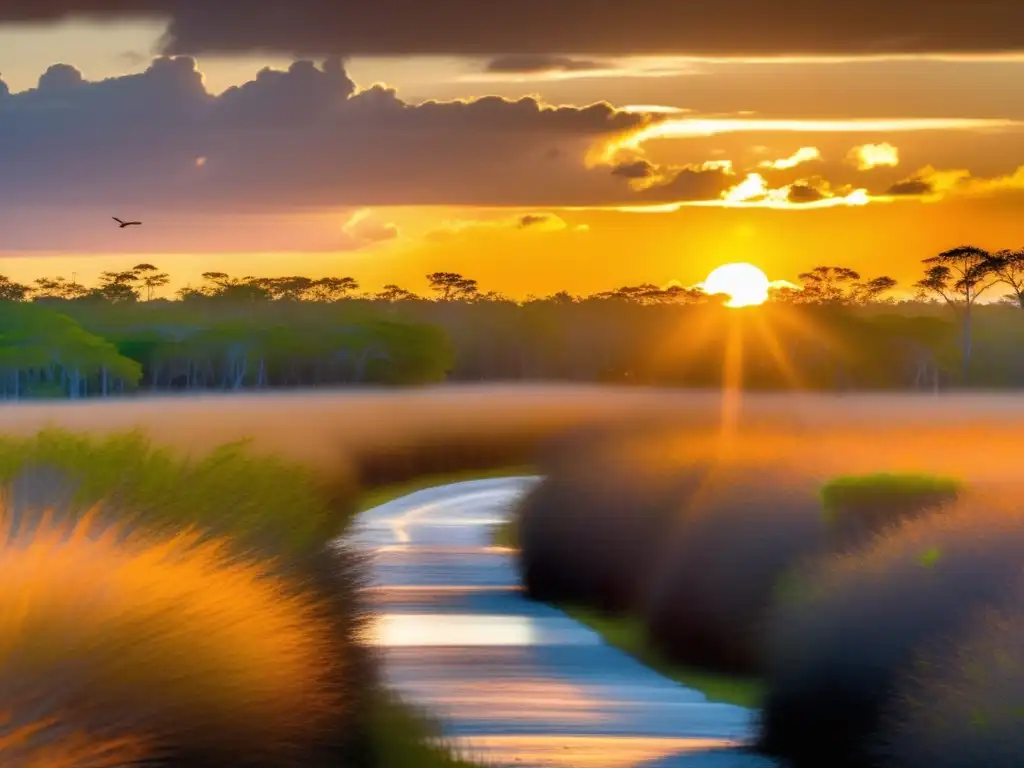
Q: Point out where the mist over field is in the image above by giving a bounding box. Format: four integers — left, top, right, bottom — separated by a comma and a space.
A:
5, 384, 1024, 484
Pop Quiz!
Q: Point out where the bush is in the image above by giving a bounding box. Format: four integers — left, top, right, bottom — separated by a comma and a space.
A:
819, 472, 962, 549
643, 467, 824, 675
872, 600, 1024, 768
0, 432, 384, 766
757, 495, 1024, 768
0, 505, 353, 766
516, 450, 710, 614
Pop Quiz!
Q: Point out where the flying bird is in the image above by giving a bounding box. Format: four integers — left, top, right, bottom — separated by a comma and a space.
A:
112, 217, 142, 228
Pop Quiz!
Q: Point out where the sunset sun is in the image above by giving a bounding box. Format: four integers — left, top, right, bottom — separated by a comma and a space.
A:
703, 263, 771, 307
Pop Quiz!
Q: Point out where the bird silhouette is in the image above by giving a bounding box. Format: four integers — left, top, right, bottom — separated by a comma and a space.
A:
112, 217, 142, 228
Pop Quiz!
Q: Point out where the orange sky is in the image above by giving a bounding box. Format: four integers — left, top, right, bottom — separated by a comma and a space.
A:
0, 16, 1021, 299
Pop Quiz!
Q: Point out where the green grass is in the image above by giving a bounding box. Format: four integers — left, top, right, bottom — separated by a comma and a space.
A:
0, 427, 347, 554
490, 521, 763, 707
372, 694, 482, 767
357, 465, 534, 512
561, 605, 765, 708
492, 518, 518, 548
820, 472, 962, 523
0, 427, 483, 767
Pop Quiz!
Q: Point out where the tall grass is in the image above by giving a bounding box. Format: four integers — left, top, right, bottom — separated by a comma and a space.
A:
0, 428, 351, 555
758, 495, 1024, 768
0, 506, 347, 765
644, 467, 825, 675
0, 425, 506, 767
873, 601, 1024, 768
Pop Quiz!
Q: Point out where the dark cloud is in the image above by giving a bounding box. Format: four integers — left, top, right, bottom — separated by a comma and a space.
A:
630, 166, 735, 202
485, 55, 613, 74
517, 213, 554, 228
788, 184, 827, 203
610, 160, 656, 179
0, 57, 663, 221
887, 178, 934, 196
1, 1, 1023, 55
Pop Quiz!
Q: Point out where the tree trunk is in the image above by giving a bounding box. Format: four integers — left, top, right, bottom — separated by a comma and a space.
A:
962, 305, 973, 382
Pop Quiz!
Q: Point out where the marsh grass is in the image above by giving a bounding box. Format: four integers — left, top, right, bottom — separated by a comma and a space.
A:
0, 428, 352, 555
873, 601, 1024, 768
819, 472, 962, 547
759, 495, 1024, 768
0, 427, 484, 767
0, 506, 345, 764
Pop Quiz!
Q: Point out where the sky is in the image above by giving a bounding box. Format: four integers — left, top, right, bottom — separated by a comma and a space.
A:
0, 3, 1022, 299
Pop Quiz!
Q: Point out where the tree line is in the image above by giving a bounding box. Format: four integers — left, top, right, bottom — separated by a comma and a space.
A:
0, 245, 1021, 399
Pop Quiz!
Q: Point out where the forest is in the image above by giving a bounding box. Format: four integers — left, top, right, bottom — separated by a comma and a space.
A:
0, 245, 1022, 398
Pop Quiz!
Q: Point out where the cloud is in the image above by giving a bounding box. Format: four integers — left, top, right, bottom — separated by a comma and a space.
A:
484, 55, 613, 74
787, 183, 827, 203
758, 146, 822, 170
887, 178, 934, 196
599, 118, 1017, 163
884, 164, 1024, 199
3, 2, 1024, 56
0, 57, 668, 226
426, 212, 571, 240
706, 172, 869, 209
341, 209, 400, 242
610, 159, 657, 179
605, 158, 737, 202
118, 50, 150, 67
517, 213, 567, 230
848, 142, 900, 170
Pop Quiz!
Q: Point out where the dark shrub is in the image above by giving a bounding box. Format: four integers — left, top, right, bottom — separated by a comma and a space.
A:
758, 495, 1024, 768
643, 467, 825, 675
872, 600, 1024, 768
516, 450, 713, 614
819, 472, 962, 550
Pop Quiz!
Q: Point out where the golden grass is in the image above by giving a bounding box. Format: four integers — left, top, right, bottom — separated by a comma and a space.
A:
0, 504, 344, 762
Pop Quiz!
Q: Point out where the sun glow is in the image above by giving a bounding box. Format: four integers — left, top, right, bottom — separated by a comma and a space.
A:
702, 263, 771, 307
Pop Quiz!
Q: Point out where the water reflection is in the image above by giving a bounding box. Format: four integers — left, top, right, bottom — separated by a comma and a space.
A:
369, 612, 602, 647
451, 736, 745, 768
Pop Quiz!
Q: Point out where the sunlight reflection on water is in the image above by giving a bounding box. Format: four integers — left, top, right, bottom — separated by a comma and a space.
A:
369, 613, 603, 647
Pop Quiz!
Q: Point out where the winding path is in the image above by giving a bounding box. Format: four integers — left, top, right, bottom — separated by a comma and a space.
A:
348, 477, 776, 768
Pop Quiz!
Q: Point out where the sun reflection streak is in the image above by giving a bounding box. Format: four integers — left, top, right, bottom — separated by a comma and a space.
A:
750, 312, 805, 390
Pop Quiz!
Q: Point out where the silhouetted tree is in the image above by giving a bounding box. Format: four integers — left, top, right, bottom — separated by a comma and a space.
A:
310, 276, 360, 301
132, 263, 171, 301
989, 248, 1024, 308
797, 266, 862, 303
0, 276, 30, 302
376, 284, 418, 302
850, 276, 898, 305
427, 272, 478, 300
94, 271, 142, 303
32, 276, 89, 300
914, 246, 1000, 377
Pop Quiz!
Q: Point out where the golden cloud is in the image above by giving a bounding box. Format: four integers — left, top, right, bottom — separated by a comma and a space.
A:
758, 146, 822, 170
848, 142, 900, 170
596, 117, 1017, 164
885, 163, 1024, 200
713, 173, 869, 209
